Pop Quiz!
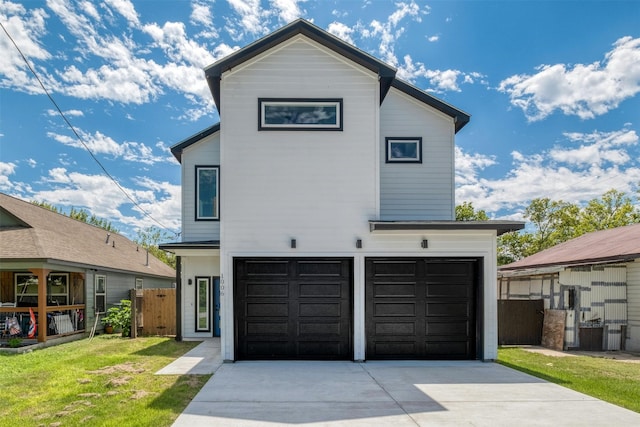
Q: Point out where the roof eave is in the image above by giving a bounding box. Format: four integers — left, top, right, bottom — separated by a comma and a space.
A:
499, 254, 640, 273
391, 79, 471, 133
369, 220, 524, 236
204, 19, 397, 112
170, 123, 221, 163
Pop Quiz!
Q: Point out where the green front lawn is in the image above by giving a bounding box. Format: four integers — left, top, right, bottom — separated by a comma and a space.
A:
0, 335, 210, 427
498, 347, 640, 413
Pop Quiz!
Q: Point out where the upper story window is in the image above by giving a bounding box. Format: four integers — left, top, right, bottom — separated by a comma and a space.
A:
385, 137, 423, 163
196, 166, 219, 221
259, 98, 343, 131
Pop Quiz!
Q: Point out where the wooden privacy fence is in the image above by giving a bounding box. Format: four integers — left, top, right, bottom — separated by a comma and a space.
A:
130, 288, 176, 337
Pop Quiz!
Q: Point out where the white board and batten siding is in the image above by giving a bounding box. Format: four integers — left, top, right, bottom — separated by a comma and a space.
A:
180, 132, 221, 243
379, 87, 455, 220
219, 36, 379, 253
627, 259, 640, 351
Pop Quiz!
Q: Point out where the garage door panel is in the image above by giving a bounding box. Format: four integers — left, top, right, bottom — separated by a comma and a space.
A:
246, 302, 289, 317
298, 302, 341, 317
245, 283, 289, 298
425, 341, 470, 356
427, 283, 472, 298
426, 320, 469, 336
375, 321, 416, 335
299, 283, 341, 297
235, 258, 352, 360
375, 341, 417, 356
246, 341, 290, 356
247, 321, 289, 335
297, 261, 343, 277
244, 261, 289, 276
425, 262, 473, 276
367, 257, 478, 360
374, 283, 417, 297
298, 341, 344, 356
425, 302, 470, 317
374, 302, 416, 317
298, 320, 343, 335
370, 261, 417, 277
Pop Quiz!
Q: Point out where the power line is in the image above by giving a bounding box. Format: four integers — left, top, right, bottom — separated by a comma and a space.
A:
1, 22, 178, 237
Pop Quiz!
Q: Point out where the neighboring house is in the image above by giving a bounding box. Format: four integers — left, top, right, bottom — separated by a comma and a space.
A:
161, 19, 523, 362
498, 224, 640, 352
0, 192, 175, 342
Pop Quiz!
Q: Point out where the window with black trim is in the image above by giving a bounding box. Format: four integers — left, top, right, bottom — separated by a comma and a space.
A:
385, 137, 422, 163
259, 98, 343, 130
196, 166, 219, 221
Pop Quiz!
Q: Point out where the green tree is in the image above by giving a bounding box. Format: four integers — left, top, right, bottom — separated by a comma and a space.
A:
33, 202, 119, 233
455, 201, 489, 221
135, 226, 176, 269
578, 189, 640, 233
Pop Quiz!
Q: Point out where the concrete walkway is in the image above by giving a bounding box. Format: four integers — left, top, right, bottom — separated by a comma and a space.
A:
156, 338, 223, 375
171, 358, 640, 426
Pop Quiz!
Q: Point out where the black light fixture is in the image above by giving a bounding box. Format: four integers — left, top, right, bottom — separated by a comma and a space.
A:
356, 239, 362, 249
291, 238, 297, 249
421, 239, 428, 249
188, 278, 193, 285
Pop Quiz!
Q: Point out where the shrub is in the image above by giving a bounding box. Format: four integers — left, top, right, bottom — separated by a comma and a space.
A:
102, 299, 131, 337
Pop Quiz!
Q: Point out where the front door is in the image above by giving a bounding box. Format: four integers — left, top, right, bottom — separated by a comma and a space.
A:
214, 277, 221, 337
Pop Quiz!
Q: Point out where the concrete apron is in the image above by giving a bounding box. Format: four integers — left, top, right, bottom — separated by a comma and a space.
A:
172, 360, 640, 427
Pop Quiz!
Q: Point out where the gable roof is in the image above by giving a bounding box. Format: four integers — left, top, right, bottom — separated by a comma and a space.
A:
0, 193, 175, 278
203, 19, 469, 133
170, 123, 220, 162
500, 223, 640, 271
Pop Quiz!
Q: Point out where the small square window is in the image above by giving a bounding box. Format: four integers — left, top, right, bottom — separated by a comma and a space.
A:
385, 137, 422, 163
259, 98, 343, 130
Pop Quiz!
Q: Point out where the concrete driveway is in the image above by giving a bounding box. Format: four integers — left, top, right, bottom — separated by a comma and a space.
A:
171, 358, 640, 426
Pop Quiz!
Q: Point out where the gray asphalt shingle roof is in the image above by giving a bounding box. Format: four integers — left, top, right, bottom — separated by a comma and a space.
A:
0, 193, 175, 278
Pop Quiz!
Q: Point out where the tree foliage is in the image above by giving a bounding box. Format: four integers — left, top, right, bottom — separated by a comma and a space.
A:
135, 226, 176, 269
455, 189, 640, 266
32, 201, 119, 233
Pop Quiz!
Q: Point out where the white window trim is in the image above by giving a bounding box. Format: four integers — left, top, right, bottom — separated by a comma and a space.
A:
95, 274, 107, 314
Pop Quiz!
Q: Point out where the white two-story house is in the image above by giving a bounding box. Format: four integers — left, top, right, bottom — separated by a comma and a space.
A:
161, 19, 523, 362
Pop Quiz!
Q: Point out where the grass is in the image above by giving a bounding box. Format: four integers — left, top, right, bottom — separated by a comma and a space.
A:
498, 347, 640, 413
0, 335, 210, 427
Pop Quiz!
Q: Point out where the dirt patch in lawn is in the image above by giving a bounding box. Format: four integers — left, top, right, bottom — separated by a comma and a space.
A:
87, 362, 146, 375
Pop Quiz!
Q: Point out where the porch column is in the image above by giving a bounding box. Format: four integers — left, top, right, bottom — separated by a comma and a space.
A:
30, 268, 51, 343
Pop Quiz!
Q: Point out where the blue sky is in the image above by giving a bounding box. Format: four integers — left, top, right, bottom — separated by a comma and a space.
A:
1, 0, 639, 239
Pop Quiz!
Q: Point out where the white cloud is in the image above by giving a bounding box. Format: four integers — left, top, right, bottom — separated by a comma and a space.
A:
225, 0, 269, 39
34, 169, 181, 236
0, 1, 51, 94
396, 55, 485, 92
103, 0, 140, 27
26, 158, 37, 168
46, 108, 83, 117
427, 35, 439, 42
271, 0, 306, 24
47, 128, 173, 165
499, 36, 640, 121
456, 126, 640, 218
327, 21, 354, 44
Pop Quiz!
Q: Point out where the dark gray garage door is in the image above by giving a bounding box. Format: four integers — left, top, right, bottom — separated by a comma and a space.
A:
366, 258, 478, 360
234, 258, 353, 360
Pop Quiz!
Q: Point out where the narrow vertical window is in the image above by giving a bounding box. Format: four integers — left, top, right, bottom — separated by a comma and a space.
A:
196, 277, 211, 332
95, 275, 107, 314
196, 166, 219, 220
